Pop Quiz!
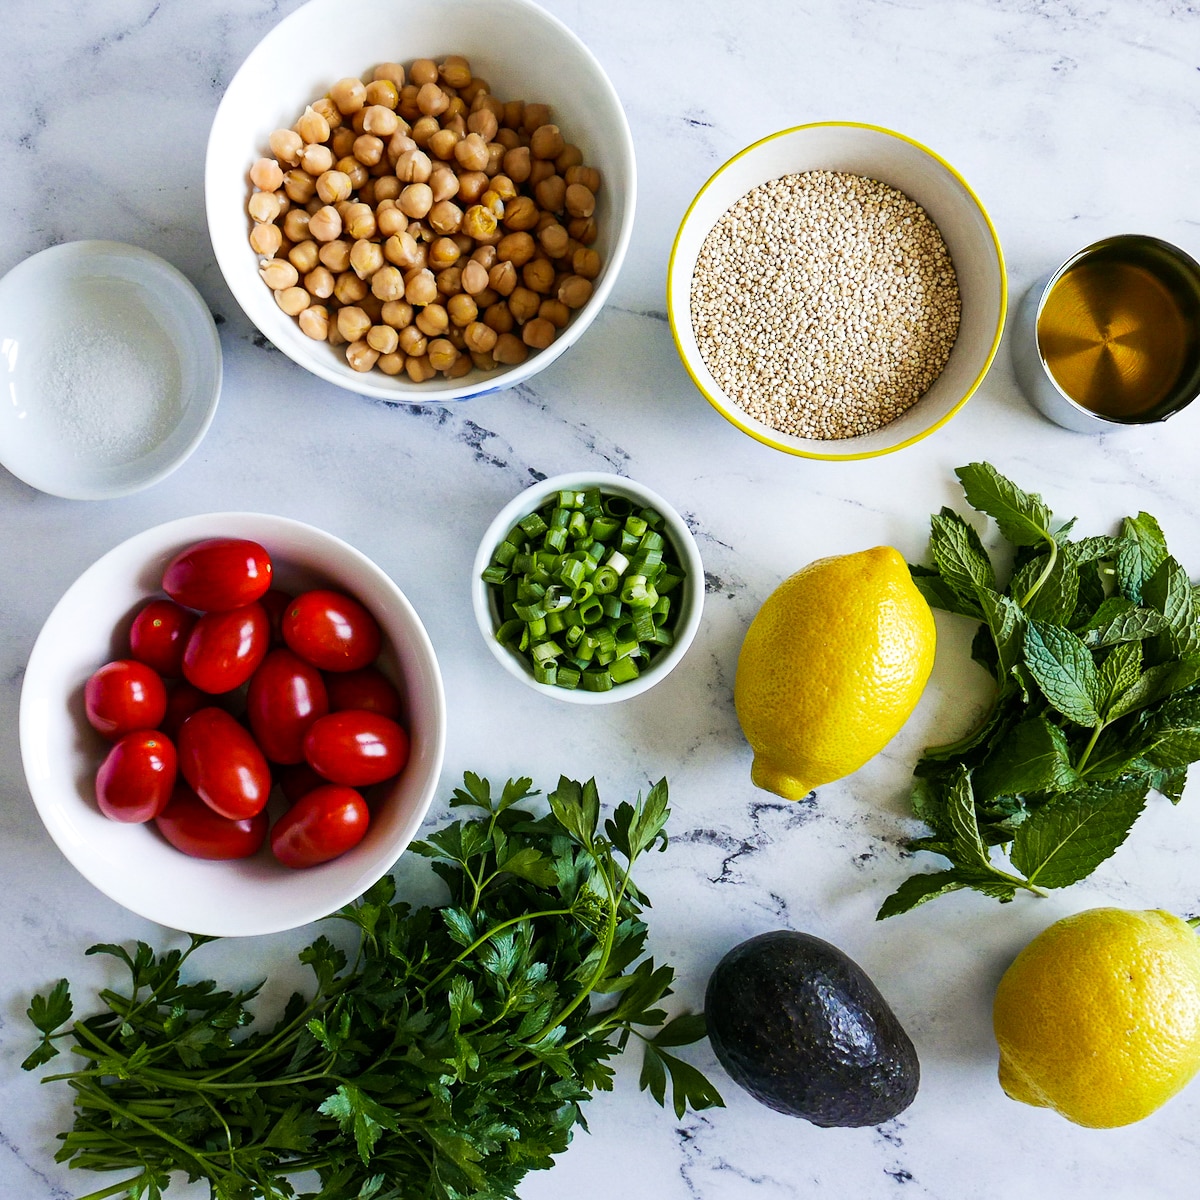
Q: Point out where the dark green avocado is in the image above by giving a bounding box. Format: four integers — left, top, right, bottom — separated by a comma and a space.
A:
705, 930, 919, 1127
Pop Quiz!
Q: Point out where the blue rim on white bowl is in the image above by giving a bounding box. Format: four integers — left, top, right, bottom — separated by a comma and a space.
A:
0, 240, 221, 499
471, 472, 705, 704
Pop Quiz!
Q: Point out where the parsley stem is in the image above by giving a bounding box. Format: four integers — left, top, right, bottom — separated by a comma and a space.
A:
70, 1177, 150, 1200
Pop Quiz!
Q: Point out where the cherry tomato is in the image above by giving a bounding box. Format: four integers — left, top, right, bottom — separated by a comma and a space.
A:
128, 599, 197, 677
177, 707, 272, 820
156, 781, 268, 860
95, 731, 177, 823
84, 659, 168, 740
304, 709, 409, 786
161, 681, 210, 740
283, 589, 382, 672
277, 761, 327, 805
270, 784, 370, 868
324, 665, 403, 720
246, 648, 330, 764
182, 602, 270, 694
258, 588, 294, 645
162, 538, 273, 612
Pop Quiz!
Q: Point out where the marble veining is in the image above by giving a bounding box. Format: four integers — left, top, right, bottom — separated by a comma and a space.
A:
3, 0, 1200, 1197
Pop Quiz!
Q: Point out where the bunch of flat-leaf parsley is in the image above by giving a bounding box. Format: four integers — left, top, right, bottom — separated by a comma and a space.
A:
880, 463, 1200, 918
25, 774, 722, 1199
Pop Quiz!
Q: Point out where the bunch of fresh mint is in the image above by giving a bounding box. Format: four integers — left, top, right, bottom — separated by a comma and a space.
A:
879, 462, 1200, 918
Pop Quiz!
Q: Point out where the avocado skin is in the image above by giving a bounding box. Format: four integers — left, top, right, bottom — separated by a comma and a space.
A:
705, 930, 919, 1127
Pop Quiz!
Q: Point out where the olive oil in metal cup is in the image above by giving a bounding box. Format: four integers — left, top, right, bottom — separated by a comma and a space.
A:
1012, 234, 1200, 432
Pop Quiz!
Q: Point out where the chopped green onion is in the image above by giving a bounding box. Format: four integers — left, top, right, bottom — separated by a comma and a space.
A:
483, 486, 689, 691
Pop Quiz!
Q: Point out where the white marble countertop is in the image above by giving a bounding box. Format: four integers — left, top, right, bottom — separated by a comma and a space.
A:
3, 1, 1200, 1197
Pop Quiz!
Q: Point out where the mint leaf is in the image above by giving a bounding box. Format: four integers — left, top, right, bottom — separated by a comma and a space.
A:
973, 716, 1079, 803
930, 509, 995, 601
1010, 784, 1147, 889
910, 564, 983, 619
1117, 512, 1168, 603
1097, 640, 1143, 715
956, 462, 1054, 547
976, 589, 1027, 681
1141, 696, 1200, 770
1143, 555, 1199, 657
876, 867, 1017, 919
1023, 622, 1102, 727
1079, 598, 1167, 647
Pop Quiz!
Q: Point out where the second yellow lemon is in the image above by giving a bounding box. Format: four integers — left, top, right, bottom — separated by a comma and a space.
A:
733, 546, 935, 800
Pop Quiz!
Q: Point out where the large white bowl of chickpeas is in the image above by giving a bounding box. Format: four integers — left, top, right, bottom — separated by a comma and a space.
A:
205, 0, 635, 401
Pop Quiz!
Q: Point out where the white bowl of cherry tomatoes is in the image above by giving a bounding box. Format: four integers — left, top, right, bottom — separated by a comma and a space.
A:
19, 513, 446, 936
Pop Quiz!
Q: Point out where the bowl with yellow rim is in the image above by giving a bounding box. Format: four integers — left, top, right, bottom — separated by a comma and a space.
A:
666, 122, 1007, 460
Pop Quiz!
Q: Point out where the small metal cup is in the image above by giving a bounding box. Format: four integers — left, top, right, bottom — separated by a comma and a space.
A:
1011, 234, 1200, 432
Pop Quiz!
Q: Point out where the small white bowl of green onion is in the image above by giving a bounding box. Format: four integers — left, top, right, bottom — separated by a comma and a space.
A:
472, 472, 704, 703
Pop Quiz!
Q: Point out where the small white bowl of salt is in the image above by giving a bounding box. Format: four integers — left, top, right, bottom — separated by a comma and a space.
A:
0, 241, 221, 500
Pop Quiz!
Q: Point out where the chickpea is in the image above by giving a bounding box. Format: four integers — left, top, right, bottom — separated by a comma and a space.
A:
455, 170, 489, 204
522, 103, 551, 134
454, 132, 490, 173
568, 216, 599, 244
566, 164, 602, 193
378, 351, 405, 375
415, 303, 449, 337
387, 130, 417, 161
417, 82, 450, 117
395, 148, 432, 183
362, 105, 400, 138
572, 246, 602, 279
311, 97, 343, 129
530, 124, 564, 161
365, 264, 401, 302
522, 317, 556, 350
283, 207, 312, 243
447, 293, 479, 326
426, 236, 460, 270
259, 258, 298, 290
304, 265, 336, 299
375, 177, 402, 204
319, 239, 352, 271
314, 170, 351, 205
428, 199, 463, 235
330, 77, 367, 116
269, 128, 304, 165
501, 195, 538, 231
443, 106, 468, 131
380, 299, 413, 329
250, 157, 284, 192
558, 274, 593, 309
538, 222, 569, 259
398, 183, 434, 219
509, 286, 540, 323
555, 143, 583, 173
283, 169, 317, 203
350, 239, 384, 279
462, 76, 491, 105
334, 306, 370, 343
484, 300, 514, 334
565, 183, 596, 220
436, 54, 471, 89
539, 297, 571, 328
488, 260, 518, 296
275, 285, 309, 315
410, 57, 439, 86
376, 201, 408, 237
327, 319, 347, 347
334, 271, 369, 305
374, 61, 406, 88
294, 145, 329, 179
495, 126, 520, 151
351, 134, 384, 167
336, 156, 370, 190
522, 257, 555, 294
457, 204, 496, 241
298, 304, 330, 340
463, 320, 498, 354
346, 340, 381, 372
398, 325, 428, 356
473, 285, 500, 308
535, 174, 566, 214
250, 222, 283, 257
435, 265, 463, 296
460, 258, 489, 295
384, 231, 421, 268
410, 115, 440, 147
295, 105, 331, 144
367, 323, 400, 355
427, 128, 461, 162
288, 239, 320, 273
405, 353, 436, 382
492, 332, 528, 365
397, 83, 422, 122
423, 165, 456, 203
308, 205, 343, 242
502, 99, 525, 130
426, 337, 458, 372
497, 231, 536, 266
344, 202, 377, 240
404, 267, 438, 307
248, 189, 283, 224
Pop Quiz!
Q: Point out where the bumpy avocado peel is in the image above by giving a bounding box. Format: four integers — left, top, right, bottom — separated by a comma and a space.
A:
705, 930, 919, 1127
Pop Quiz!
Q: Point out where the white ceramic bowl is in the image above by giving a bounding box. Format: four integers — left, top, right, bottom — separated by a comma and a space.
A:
206, 0, 636, 402
20, 513, 446, 936
471, 472, 704, 704
0, 241, 221, 499
667, 122, 1007, 460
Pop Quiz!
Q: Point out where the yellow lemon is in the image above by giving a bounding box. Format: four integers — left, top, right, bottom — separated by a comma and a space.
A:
733, 546, 935, 800
993, 907, 1200, 1128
